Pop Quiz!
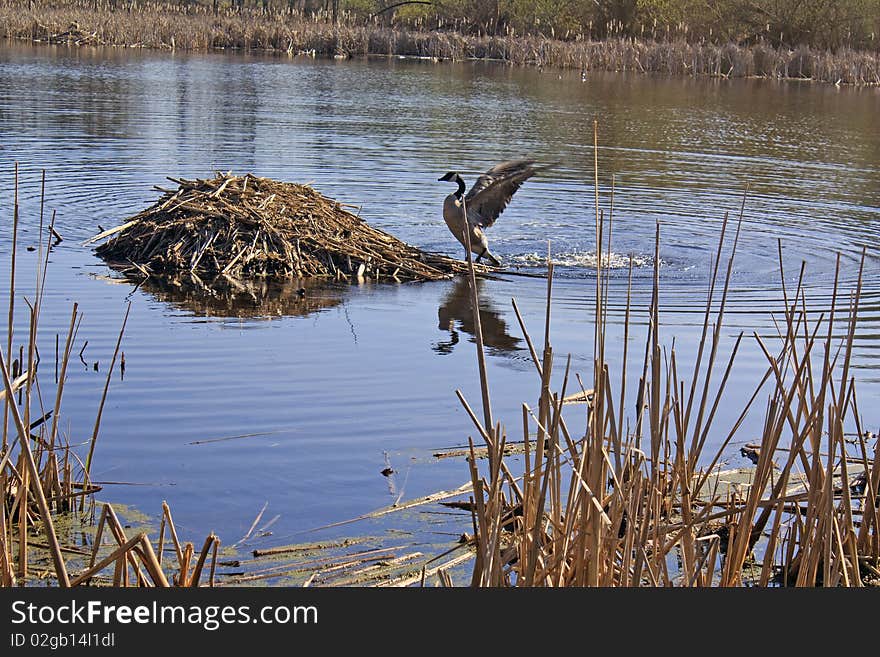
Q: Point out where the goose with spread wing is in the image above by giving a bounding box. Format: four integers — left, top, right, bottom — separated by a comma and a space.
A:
438, 159, 549, 267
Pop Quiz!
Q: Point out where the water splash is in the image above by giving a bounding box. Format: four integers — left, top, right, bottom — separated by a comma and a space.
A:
510, 250, 653, 270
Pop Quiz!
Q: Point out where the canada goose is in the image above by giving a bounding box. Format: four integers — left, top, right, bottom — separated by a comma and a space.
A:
438, 159, 549, 267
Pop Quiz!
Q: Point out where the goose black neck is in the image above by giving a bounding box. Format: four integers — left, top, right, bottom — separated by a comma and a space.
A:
454, 174, 465, 199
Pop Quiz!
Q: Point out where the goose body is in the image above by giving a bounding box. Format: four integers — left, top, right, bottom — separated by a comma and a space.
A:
438, 159, 548, 267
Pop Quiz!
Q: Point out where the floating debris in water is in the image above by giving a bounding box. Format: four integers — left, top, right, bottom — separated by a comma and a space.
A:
88, 173, 493, 285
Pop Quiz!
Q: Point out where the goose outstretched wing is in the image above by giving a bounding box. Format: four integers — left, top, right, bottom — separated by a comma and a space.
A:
465, 159, 540, 228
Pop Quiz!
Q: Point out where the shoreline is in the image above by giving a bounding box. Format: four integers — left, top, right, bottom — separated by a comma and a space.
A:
1, 4, 878, 86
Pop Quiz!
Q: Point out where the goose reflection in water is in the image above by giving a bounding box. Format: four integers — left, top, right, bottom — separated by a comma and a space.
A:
434, 276, 521, 355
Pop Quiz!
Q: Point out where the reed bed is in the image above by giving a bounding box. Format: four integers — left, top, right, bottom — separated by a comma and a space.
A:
455, 122, 879, 587
90, 172, 481, 285
1, 167, 220, 587
2, 0, 878, 85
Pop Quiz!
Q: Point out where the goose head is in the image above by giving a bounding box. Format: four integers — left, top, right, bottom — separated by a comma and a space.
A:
438, 171, 466, 197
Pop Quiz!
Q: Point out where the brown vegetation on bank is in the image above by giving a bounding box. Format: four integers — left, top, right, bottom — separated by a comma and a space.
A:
1, 0, 878, 84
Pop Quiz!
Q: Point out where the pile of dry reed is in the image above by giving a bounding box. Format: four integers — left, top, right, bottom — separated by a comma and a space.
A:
454, 122, 879, 587
1, 167, 221, 587
90, 173, 480, 284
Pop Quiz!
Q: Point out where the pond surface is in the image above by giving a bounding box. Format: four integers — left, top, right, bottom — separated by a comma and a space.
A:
0, 42, 878, 566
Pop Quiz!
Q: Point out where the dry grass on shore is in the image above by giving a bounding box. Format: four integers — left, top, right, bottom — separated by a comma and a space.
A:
1, 0, 878, 84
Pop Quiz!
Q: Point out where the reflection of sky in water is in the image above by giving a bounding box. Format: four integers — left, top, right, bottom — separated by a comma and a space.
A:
0, 43, 878, 548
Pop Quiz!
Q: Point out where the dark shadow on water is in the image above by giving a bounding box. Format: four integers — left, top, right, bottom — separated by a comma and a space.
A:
108, 272, 350, 319
434, 275, 522, 356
